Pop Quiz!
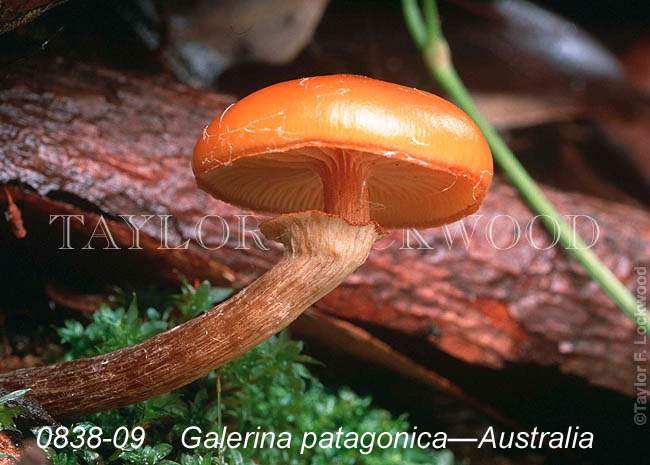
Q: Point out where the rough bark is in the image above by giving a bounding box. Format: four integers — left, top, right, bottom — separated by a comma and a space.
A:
1, 57, 648, 397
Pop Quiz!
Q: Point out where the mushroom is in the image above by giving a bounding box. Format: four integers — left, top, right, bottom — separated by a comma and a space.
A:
0, 75, 492, 418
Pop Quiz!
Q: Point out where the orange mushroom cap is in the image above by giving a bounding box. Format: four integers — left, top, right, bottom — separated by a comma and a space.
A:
193, 74, 493, 228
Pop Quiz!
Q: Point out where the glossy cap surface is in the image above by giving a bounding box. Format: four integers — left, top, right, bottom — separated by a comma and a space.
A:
193, 74, 493, 228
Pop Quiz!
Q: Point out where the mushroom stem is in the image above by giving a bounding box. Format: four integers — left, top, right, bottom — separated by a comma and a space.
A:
320, 150, 370, 224
0, 212, 382, 418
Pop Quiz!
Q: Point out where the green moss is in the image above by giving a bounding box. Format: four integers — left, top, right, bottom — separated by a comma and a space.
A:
32, 280, 456, 464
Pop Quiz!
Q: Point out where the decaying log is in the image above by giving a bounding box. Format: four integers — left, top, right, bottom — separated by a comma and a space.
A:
292, 311, 517, 428
1, 57, 648, 399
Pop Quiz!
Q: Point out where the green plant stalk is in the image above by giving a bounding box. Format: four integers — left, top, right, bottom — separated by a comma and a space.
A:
402, 0, 647, 331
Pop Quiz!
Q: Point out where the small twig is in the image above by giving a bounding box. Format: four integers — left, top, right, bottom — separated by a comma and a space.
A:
3, 187, 27, 239
402, 0, 648, 332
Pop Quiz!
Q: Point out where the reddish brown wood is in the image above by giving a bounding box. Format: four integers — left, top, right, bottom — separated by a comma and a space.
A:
291, 310, 517, 427
1, 57, 648, 397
